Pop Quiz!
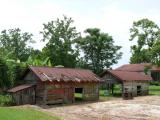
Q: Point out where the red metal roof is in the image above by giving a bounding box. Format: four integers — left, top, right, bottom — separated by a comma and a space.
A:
115, 63, 151, 72
28, 66, 101, 83
8, 84, 35, 93
151, 66, 160, 71
105, 70, 152, 81
115, 63, 160, 72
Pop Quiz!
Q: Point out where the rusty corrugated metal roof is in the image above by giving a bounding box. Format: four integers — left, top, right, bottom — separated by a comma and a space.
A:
115, 63, 151, 72
28, 66, 101, 83
104, 70, 152, 81
151, 66, 160, 71
115, 63, 160, 72
7, 84, 35, 93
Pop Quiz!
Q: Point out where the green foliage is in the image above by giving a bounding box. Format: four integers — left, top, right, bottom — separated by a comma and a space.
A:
41, 16, 80, 68
0, 28, 35, 62
0, 28, 43, 89
129, 18, 160, 63
10, 64, 25, 86
150, 40, 160, 66
0, 58, 10, 89
0, 94, 13, 106
0, 107, 60, 120
26, 56, 52, 67
1, 57, 26, 87
144, 65, 152, 75
130, 47, 151, 63
149, 85, 160, 95
75, 58, 90, 69
76, 28, 122, 74
150, 81, 160, 86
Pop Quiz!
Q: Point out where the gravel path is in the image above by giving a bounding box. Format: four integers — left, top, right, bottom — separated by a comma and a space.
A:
33, 96, 160, 120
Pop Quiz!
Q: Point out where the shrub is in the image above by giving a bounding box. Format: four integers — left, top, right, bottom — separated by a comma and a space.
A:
150, 81, 160, 86
0, 94, 13, 106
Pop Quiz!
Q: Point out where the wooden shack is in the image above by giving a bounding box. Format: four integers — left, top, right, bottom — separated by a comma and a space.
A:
8, 84, 36, 105
8, 66, 102, 105
101, 70, 152, 98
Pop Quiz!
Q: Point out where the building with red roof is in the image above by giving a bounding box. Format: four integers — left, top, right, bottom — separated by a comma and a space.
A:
8, 66, 102, 105
115, 63, 160, 81
101, 64, 153, 99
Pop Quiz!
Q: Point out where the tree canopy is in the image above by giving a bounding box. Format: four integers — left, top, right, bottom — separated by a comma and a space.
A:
76, 28, 122, 74
0, 58, 10, 89
151, 39, 160, 66
0, 28, 35, 62
129, 18, 160, 63
41, 16, 80, 68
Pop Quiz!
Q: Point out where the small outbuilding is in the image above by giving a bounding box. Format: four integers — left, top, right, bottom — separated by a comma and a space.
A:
101, 70, 152, 99
8, 84, 36, 105
8, 66, 102, 105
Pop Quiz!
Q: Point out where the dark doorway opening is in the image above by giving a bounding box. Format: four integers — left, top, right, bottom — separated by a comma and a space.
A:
74, 88, 83, 101
137, 86, 142, 96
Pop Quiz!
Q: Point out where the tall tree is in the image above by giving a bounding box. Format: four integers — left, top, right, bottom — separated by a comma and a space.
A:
0, 58, 10, 89
151, 39, 160, 66
0, 28, 35, 62
41, 16, 80, 67
76, 28, 122, 74
129, 18, 160, 63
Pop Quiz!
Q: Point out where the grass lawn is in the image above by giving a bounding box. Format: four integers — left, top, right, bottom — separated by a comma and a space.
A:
0, 107, 60, 120
149, 85, 160, 95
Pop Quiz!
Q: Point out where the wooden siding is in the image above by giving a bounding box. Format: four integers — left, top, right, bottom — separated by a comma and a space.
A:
11, 87, 36, 105
35, 82, 99, 104
82, 84, 99, 101
123, 81, 149, 97
23, 71, 100, 105
102, 73, 121, 84
102, 72, 149, 97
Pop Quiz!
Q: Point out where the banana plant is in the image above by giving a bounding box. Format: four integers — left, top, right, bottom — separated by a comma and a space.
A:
26, 56, 52, 67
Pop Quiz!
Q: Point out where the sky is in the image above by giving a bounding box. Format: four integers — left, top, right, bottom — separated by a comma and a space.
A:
0, 0, 160, 68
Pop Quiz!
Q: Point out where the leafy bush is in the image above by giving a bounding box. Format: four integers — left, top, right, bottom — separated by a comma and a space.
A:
150, 81, 160, 86
0, 94, 13, 106
0, 58, 11, 88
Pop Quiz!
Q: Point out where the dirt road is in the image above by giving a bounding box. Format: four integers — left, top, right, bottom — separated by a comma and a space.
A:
36, 96, 160, 120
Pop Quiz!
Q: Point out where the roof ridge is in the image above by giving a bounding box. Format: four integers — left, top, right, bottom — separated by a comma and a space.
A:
29, 66, 92, 71
27, 66, 101, 83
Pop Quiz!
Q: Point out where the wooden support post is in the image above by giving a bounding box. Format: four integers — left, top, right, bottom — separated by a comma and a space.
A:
111, 84, 114, 95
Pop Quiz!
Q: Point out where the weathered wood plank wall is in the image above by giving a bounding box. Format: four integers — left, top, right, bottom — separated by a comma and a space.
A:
24, 71, 100, 104
11, 87, 36, 105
